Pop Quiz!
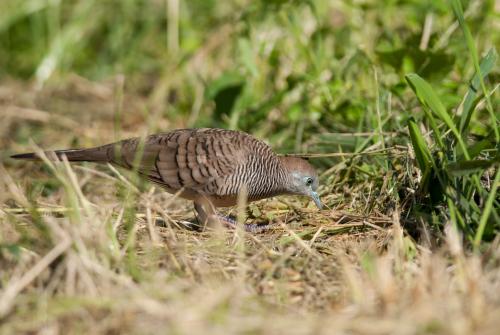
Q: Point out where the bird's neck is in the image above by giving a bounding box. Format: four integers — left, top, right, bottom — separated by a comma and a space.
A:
245, 156, 290, 201
276, 156, 298, 194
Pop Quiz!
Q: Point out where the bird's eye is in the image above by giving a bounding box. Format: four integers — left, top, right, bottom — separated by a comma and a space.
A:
305, 177, 313, 186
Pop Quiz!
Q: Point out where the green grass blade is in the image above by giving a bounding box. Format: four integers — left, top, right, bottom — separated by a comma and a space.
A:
0, 0, 51, 33
406, 73, 470, 159
458, 136, 496, 161
408, 119, 432, 173
405, 74, 445, 150
459, 48, 497, 135
447, 158, 499, 177
451, 0, 499, 142
35, 0, 99, 86
473, 168, 500, 250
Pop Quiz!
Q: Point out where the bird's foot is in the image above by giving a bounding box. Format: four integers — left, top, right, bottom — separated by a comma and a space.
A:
176, 219, 203, 231
193, 201, 271, 233
213, 214, 272, 233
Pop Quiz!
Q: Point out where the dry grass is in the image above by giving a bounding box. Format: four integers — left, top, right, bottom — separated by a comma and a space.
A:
1, 83, 500, 335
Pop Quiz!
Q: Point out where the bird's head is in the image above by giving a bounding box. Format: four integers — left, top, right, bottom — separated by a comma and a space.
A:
279, 156, 322, 209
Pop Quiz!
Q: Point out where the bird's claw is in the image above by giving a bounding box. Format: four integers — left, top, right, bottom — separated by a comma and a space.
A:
214, 214, 271, 233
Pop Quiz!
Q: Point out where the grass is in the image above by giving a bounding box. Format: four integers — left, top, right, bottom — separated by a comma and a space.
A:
0, 0, 499, 333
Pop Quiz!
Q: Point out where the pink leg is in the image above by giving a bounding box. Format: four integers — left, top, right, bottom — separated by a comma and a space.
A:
194, 200, 271, 233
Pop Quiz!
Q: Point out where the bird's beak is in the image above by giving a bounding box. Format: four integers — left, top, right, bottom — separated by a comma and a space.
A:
310, 191, 322, 210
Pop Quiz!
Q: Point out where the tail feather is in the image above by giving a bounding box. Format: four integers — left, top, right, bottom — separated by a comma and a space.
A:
11, 146, 112, 163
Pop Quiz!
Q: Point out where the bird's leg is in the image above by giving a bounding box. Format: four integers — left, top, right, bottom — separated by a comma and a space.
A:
230, 220, 273, 233
193, 200, 271, 233
194, 198, 230, 230
193, 200, 214, 230
212, 213, 272, 233
193, 199, 235, 230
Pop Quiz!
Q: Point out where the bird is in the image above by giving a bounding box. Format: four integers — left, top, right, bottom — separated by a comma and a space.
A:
11, 128, 322, 232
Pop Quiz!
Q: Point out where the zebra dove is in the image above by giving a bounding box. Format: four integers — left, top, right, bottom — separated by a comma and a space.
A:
11, 128, 321, 232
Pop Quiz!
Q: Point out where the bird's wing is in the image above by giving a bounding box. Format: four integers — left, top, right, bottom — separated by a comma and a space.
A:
115, 129, 252, 194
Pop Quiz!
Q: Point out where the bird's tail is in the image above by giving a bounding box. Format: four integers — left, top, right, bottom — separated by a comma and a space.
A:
11, 145, 113, 163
